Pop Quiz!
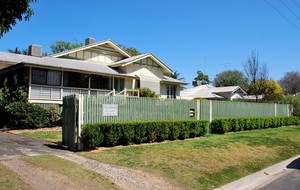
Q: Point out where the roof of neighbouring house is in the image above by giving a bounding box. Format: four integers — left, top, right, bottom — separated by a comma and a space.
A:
180, 85, 247, 100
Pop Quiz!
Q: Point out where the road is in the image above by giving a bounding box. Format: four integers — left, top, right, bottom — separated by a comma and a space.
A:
255, 158, 300, 190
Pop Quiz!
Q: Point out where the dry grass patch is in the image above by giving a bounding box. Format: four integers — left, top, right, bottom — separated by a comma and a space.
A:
22, 155, 122, 190
80, 126, 300, 190
0, 163, 29, 190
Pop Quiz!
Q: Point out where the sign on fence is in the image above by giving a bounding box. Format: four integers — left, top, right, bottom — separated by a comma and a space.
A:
103, 104, 118, 116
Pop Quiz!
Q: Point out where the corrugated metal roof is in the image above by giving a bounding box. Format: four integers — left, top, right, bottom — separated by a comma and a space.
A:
180, 85, 246, 99
0, 51, 122, 76
161, 75, 188, 85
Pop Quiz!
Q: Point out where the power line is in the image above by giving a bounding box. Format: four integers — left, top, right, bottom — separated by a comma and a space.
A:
264, 0, 300, 30
280, 0, 300, 20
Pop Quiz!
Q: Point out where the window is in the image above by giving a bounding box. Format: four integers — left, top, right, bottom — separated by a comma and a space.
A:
90, 75, 110, 89
63, 71, 88, 88
167, 85, 176, 99
114, 78, 124, 92
31, 68, 61, 86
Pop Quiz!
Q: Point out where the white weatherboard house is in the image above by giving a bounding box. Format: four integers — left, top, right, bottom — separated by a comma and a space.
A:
180, 84, 247, 100
0, 38, 187, 105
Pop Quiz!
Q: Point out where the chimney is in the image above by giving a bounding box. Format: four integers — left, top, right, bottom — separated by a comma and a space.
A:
28, 45, 42, 57
85, 37, 95, 45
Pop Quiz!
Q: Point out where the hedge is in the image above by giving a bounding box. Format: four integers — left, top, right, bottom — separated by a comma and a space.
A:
211, 116, 300, 134
81, 120, 209, 150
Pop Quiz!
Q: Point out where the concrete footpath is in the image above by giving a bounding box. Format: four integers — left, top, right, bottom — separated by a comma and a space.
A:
215, 155, 300, 190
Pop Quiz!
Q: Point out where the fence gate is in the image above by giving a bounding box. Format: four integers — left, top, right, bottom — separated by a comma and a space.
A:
62, 95, 78, 150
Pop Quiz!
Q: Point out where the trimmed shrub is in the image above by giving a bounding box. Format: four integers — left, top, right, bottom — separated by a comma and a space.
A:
80, 120, 209, 150
179, 122, 189, 140
81, 124, 104, 150
211, 116, 300, 134
211, 119, 228, 134
103, 123, 121, 146
156, 122, 170, 142
169, 122, 181, 140
119, 122, 135, 145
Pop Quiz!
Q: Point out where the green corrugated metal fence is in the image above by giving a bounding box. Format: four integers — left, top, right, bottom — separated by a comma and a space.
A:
62, 95, 291, 150
79, 95, 291, 124
82, 95, 198, 124
62, 95, 78, 150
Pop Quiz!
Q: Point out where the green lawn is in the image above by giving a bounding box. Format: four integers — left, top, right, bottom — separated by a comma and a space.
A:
23, 155, 122, 190
0, 163, 29, 190
79, 126, 300, 190
19, 130, 62, 142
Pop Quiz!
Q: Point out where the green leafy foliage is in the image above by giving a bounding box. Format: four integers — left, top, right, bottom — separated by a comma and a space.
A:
194, 71, 210, 84
5, 101, 50, 129
214, 70, 248, 90
81, 125, 104, 150
50, 40, 83, 54
139, 87, 159, 98
0, 87, 61, 129
0, 0, 37, 37
280, 95, 300, 117
81, 120, 209, 150
211, 116, 300, 134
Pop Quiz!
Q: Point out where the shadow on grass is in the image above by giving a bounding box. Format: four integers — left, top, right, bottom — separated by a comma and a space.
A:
287, 157, 300, 170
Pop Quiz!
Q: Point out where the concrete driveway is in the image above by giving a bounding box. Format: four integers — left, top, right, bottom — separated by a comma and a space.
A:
0, 131, 67, 160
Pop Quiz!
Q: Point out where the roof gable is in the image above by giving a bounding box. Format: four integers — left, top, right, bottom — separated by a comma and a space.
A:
110, 53, 172, 73
50, 39, 131, 58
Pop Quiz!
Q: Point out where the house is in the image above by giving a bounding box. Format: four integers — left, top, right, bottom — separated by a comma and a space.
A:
0, 38, 187, 105
180, 84, 247, 100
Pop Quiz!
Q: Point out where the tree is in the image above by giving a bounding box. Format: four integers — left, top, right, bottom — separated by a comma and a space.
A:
278, 71, 300, 95
50, 40, 83, 54
164, 71, 185, 81
243, 50, 268, 101
193, 71, 210, 85
214, 70, 248, 90
0, 0, 37, 37
8, 47, 48, 56
249, 80, 283, 101
119, 45, 141, 56
8, 47, 28, 55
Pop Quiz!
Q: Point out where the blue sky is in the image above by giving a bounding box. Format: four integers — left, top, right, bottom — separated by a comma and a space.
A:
1, 0, 299, 88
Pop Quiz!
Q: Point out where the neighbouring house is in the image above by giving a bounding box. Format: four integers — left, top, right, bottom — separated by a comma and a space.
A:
0, 38, 187, 105
180, 84, 247, 100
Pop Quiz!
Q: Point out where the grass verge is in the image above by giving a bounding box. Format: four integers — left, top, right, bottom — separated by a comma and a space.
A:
0, 163, 29, 190
19, 131, 62, 142
79, 126, 300, 190
22, 155, 121, 190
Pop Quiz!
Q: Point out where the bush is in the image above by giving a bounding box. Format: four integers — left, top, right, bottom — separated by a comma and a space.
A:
211, 119, 228, 134
81, 124, 104, 150
5, 101, 51, 129
80, 120, 209, 150
211, 116, 300, 134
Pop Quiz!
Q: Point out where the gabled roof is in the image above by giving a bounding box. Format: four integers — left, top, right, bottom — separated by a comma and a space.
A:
110, 53, 172, 73
50, 39, 131, 58
180, 85, 246, 100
